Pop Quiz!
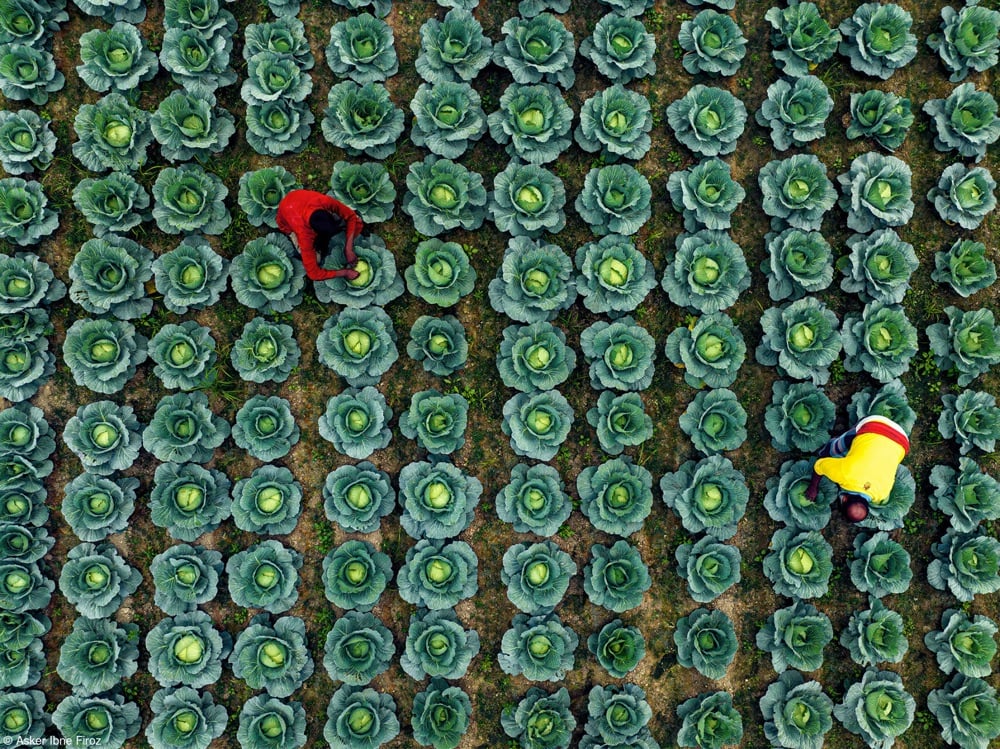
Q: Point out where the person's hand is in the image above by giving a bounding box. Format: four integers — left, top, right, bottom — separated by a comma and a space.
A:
804, 472, 821, 501
342, 268, 360, 281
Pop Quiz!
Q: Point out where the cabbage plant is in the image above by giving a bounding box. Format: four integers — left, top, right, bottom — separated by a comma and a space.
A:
72, 92, 151, 173
587, 391, 652, 456
676, 691, 743, 749
502, 540, 576, 615
757, 76, 833, 150
152, 164, 230, 235
314, 234, 404, 309
678, 10, 746, 75
926, 608, 998, 677
665, 312, 746, 389
759, 671, 833, 749
57, 617, 139, 695
164, 0, 235, 35
495, 462, 571, 537
764, 528, 833, 599
151, 88, 234, 162
838, 3, 917, 78
68, 236, 152, 319
847, 379, 916, 433
0, 460, 48, 526
502, 389, 574, 461
676, 536, 741, 603
675, 607, 737, 680
834, 669, 915, 747
329, 161, 394, 224
584, 540, 650, 613
397, 538, 478, 610
842, 302, 918, 383
62, 318, 146, 395
939, 389, 1000, 454
930, 2, 1000, 82
77, 22, 156, 92
0, 690, 47, 744
501, 687, 574, 749
143, 391, 229, 464
0, 403, 54, 473
0, 523, 51, 564
756, 599, 832, 672
59, 541, 140, 619
231, 465, 302, 536
321, 81, 404, 159
924, 83, 1000, 162
236, 696, 306, 749
660, 454, 747, 540
575, 164, 651, 236
846, 89, 914, 151
930, 457, 1000, 533
326, 13, 398, 84
929, 529, 1000, 601
0, 253, 62, 315
322, 611, 394, 685
489, 238, 576, 323
160, 27, 236, 91
317, 307, 398, 387
862, 465, 915, 531
933, 239, 996, 297
0, 334, 53, 404
322, 461, 395, 534
757, 297, 842, 385
408, 316, 468, 377
576, 84, 651, 162
399, 390, 468, 456
667, 159, 746, 231
405, 239, 475, 307
411, 81, 487, 159
75, 0, 145, 23
928, 306, 1000, 386
412, 680, 471, 749
765, 1, 841, 76
578, 457, 652, 536
667, 86, 747, 158
330, 0, 391, 15
152, 239, 229, 314
231, 318, 300, 384
147, 321, 215, 392
499, 612, 574, 682
0, 178, 57, 247
764, 380, 834, 453
72, 172, 149, 236
930, 163, 997, 229
575, 235, 655, 317
232, 395, 299, 463
841, 597, 908, 667
0, 632, 43, 688
403, 155, 487, 236
149, 462, 232, 541
52, 692, 139, 749
489, 162, 566, 237
840, 229, 917, 304
415, 9, 493, 84
678, 389, 748, 456
929, 673, 1000, 749
584, 683, 655, 748
662, 230, 750, 313
402, 607, 480, 680
145, 687, 227, 749
494, 13, 575, 89
0, 560, 50, 613
150, 543, 222, 615
62, 401, 142, 476
399, 459, 482, 540
758, 154, 836, 230
851, 531, 913, 597
588, 618, 644, 677
580, 12, 656, 83
762, 228, 834, 302
245, 97, 314, 156
0, 43, 63, 104
764, 459, 834, 531
0, 0, 66, 45
323, 685, 399, 749
838, 152, 914, 232
61, 472, 137, 541
227, 540, 302, 614
244, 17, 312, 68
323, 539, 392, 612
0, 110, 55, 175
580, 317, 656, 391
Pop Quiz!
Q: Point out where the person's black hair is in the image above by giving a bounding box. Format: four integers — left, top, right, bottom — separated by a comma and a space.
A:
309, 209, 346, 257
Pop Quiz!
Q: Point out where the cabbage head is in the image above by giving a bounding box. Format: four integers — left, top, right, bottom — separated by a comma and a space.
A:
61, 472, 137, 541
62, 317, 147, 395
764, 1, 840, 76
160, 27, 236, 91
928, 306, 1000, 386
662, 230, 750, 313
314, 233, 404, 308
762, 227, 834, 302
326, 13, 398, 84
501, 687, 574, 749
231, 465, 302, 536
851, 531, 913, 598
678, 388, 747, 456
408, 315, 468, 377
489, 238, 576, 323
0, 178, 58, 247
149, 461, 232, 541
764, 459, 834, 531
495, 462, 572, 537
399, 390, 468, 456
584, 683, 654, 747
502, 540, 575, 615
675, 607, 737, 680
576, 84, 652, 162
415, 9, 493, 84
939, 389, 1000, 454
759, 671, 833, 749
323, 611, 394, 685
757, 76, 833, 150
232, 395, 299, 462
756, 599, 832, 672
0, 43, 63, 104
57, 617, 139, 695
667, 85, 747, 158
147, 321, 216, 391
152, 238, 229, 314
842, 302, 918, 383
145, 686, 227, 749
580, 12, 656, 83
52, 692, 139, 749
833, 669, 915, 748
329, 161, 394, 224
62, 401, 142, 476
489, 161, 567, 237
578, 456, 652, 537
323, 685, 399, 749
397, 538, 478, 610
245, 97, 314, 156
929, 2, 1000, 82
75, 0, 145, 24
164, 0, 235, 35
846, 89, 914, 150
411, 81, 487, 159
237, 166, 298, 229
575, 164, 651, 236
587, 391, 653, 456
580, 317, 656, 391
72, 172, 149, 236
837, 152, 914, 232
0, 109, 55, 175
499, 612, 574, 682
584, 540, 650, 613
924, 83, 1000, 162
152, 164, 230, 235
231, 318, 300, 384
502, 389, 573, 461
676, 691, 743, 749
841, 597, 908, 667
933, 238, 996, 297
319, 387, 393, 460
59, 541, 141, 619
403, 155, 487, 236
847, 379, 916, 433
679, 10, 746, 75
929, 163, 997, 229
660, 454, 748, 540
322, 461, 395, 533
236, 695, 306, 749
78, 22, 156, 92
399, 459, 482, 540
665, 311, 746, 389
227, 540, 301, 614
143, 391, 229, 464
925, 608, 998, 677
402, 607, 480, 680
929, 673, 1000, 749
675, 535, 741, 603
764, 528, 833, 599
412, 679, 471, 749
757, 297, 842, 384
494, 13, 576, 89
667, 158, 746, 231
930, 457, 1000, 533
588, 618, 644, 678
763, 380, 834, 453
322, 81, 404, 159
317, 307, 398, 387
758, 154, 836, 230
323, 539, 392, 612
838, 3, 917, 78
0, 458, 48, 526
150, 543, 223, 615
929, 529, 1000, 601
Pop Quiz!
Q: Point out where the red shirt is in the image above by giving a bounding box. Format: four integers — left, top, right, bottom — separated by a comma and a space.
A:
276, 190, 363, 281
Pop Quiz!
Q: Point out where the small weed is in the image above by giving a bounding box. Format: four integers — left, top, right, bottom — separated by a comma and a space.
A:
557, 524, 574, 539
666, 151, 683, 166
738, 76, 753, 90
753, 135, 768, 148
646, 9, 666, 31
828, 359, 846, 385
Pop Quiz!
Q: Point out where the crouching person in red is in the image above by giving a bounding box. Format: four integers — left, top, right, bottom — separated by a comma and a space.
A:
276, 190, 363, 281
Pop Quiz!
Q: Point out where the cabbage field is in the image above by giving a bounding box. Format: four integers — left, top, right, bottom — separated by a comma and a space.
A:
1, 0, 1000, 747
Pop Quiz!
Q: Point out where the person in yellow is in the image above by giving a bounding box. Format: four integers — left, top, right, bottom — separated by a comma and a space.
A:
805, 415, 911, 523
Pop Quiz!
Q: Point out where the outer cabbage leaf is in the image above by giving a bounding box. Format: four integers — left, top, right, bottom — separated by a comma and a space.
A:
74, 0, 145, 23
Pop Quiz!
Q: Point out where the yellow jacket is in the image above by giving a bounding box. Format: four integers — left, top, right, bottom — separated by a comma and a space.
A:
813, 433, 906, 504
